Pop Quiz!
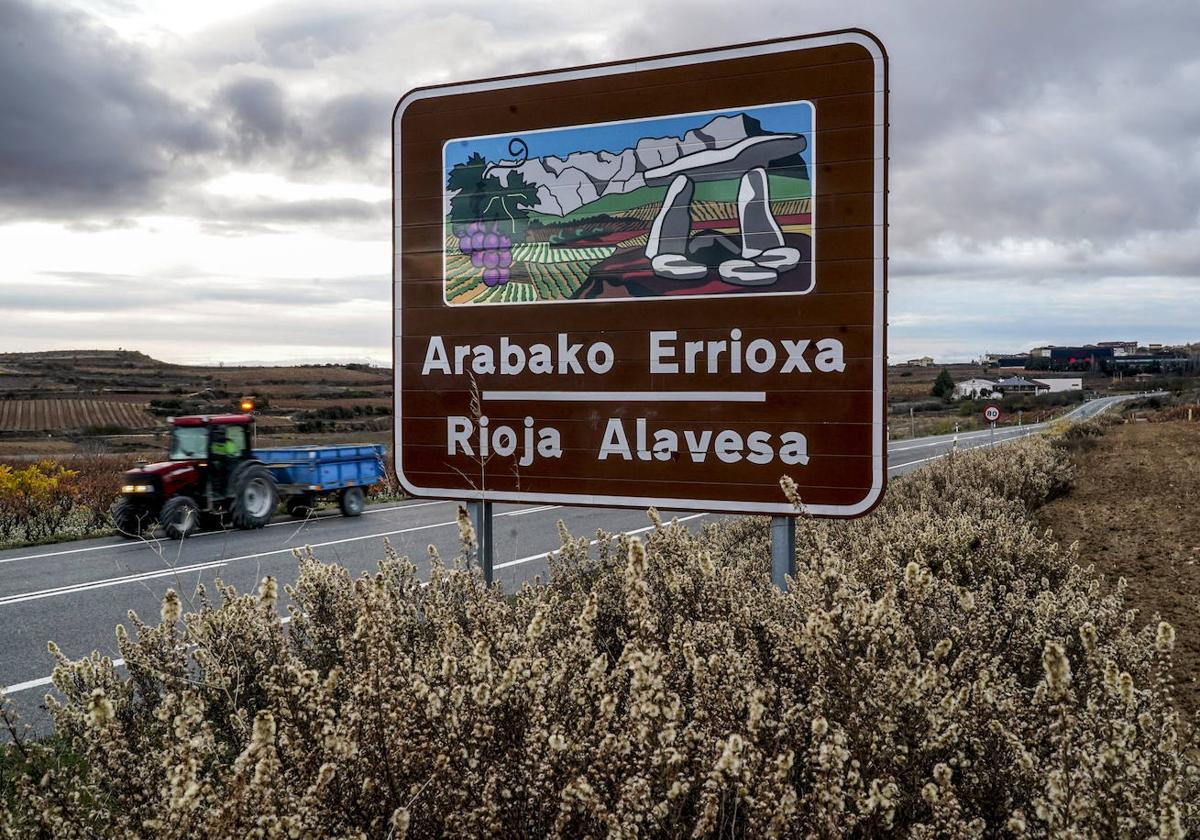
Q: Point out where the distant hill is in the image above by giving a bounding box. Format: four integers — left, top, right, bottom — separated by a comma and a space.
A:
0, 349, 167, 367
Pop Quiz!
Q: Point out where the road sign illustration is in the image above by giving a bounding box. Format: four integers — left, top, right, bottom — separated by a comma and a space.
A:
443, 102, 815, 304
984, 405, 1002, 423
394, 30, 888, 516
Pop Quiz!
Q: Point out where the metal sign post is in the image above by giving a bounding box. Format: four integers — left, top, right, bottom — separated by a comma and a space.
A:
771, 515, 796, 591
467, 500, 494, 585
983, 405, 1002, 447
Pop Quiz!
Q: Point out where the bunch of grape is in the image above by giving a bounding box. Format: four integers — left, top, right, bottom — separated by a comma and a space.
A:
456, 221, 514, 287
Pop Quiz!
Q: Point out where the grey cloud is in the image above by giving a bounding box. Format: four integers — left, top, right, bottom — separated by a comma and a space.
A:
217, 76, 292, 158
0, 0, 217, 220
305, 93, 388, 164
224, 197, 387, 225
190, 195, 388, 237
603, 1, 1200, 254
212, 77, 388, 169
253, 8, 377, 69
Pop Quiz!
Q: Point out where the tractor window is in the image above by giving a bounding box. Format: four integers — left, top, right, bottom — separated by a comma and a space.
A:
222, 425, 247, 456
169, 426, 208, 460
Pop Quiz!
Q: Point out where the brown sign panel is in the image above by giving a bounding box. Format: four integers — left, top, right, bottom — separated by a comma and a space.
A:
394, 30, 887, 516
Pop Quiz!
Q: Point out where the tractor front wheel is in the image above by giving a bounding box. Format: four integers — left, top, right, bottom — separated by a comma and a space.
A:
229, 464, 278, 530
112, 499, 154, 538
160, 497, 201, 540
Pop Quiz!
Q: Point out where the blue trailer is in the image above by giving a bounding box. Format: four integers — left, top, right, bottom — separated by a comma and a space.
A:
253, 443, 387, 518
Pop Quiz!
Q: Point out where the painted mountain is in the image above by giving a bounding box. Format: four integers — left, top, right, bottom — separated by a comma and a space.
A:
442, 103, 814, 305
483, 113, 809, 217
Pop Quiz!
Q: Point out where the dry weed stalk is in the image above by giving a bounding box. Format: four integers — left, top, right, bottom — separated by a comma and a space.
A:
1, 434, 1196, 837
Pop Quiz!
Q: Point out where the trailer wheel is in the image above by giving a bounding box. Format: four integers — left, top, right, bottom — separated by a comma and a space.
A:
160, 497, 201, 540
112, 499, 154, 538
286, 495, 316, 519
339, 487, 365, 517
229, 464, 278, 530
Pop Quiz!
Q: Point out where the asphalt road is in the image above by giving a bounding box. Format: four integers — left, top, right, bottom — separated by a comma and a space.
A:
0, 393, 1148, 735
884, 392, 1148, 475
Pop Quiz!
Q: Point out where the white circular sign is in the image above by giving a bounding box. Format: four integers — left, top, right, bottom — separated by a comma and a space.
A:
984, 405, 1001, 422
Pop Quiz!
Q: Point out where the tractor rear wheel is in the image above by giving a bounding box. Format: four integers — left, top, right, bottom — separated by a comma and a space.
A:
229, 463, 277, 530
112, 499, 153, 538
160, 497, 201, 540
339, 486, 365, 517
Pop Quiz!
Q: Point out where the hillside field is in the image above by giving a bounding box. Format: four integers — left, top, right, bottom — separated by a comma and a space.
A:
1038, 418, 1200, 719
0, 350, 392, 457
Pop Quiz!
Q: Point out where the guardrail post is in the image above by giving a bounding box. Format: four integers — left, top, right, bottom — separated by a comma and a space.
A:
467, 500, 494, 585
771, 515, 795, 591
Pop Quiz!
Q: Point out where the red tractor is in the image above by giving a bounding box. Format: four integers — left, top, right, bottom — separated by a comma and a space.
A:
112, 414, 278, 540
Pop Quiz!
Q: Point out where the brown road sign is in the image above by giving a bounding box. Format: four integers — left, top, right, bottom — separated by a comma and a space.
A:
393, 30, 888, 517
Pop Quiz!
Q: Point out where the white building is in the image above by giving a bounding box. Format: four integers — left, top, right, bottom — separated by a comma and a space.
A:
954, 378, 997, 399
1032, 377, 1083, 394
955, 376, 1081, 399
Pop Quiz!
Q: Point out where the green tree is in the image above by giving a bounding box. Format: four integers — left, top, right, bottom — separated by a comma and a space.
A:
446, 157, 539, 238
931, 368, 956, 401
447, 153, 491, 225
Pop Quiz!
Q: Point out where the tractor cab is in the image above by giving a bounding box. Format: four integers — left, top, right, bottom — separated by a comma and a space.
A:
168, 415, 255, 495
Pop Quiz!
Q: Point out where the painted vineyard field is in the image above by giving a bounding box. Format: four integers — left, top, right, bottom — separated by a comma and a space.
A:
0, 399, 155, 432
442, 178, 813, 306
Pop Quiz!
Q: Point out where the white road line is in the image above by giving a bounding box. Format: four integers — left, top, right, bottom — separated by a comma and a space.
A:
0, 500, 453, 566
1, 513, 702, 696
3, 673, 59, 694
888, 429, 1044, 472
493, 513, 709, 570
3, 615, 296, 696
888, 426, 1033, 452
0, 504, 554, 607
500, 505, 561, 517
888, 452, 950, 471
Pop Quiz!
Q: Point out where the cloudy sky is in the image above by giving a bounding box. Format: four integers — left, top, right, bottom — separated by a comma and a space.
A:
1, 0, 1197, 365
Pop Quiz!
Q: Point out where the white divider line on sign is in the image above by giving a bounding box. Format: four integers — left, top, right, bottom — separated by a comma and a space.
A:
483, 391, 766, 402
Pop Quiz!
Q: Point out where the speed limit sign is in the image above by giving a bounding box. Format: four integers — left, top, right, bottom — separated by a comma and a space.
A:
983, 405, 1002, 423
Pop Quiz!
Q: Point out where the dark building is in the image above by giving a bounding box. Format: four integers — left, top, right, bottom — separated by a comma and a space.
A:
1024, 346, 1116, 371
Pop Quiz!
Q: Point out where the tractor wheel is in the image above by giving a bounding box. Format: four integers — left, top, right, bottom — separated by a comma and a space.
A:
286, 495, 316, 519
159, 497, 201, 540
229, 463, 278, 530
112, 499, 154, 538
338, 486, 365, 517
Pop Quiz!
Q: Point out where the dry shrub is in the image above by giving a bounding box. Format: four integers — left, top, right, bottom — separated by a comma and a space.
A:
0, 456, 124, 546
0, 461, 77, 543
61, 454, 125, 532
2, 436, 1197, 837
366, 456, 406, 503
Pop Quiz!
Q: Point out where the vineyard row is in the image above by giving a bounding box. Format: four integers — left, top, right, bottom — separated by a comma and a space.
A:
0, 399, 154, 432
